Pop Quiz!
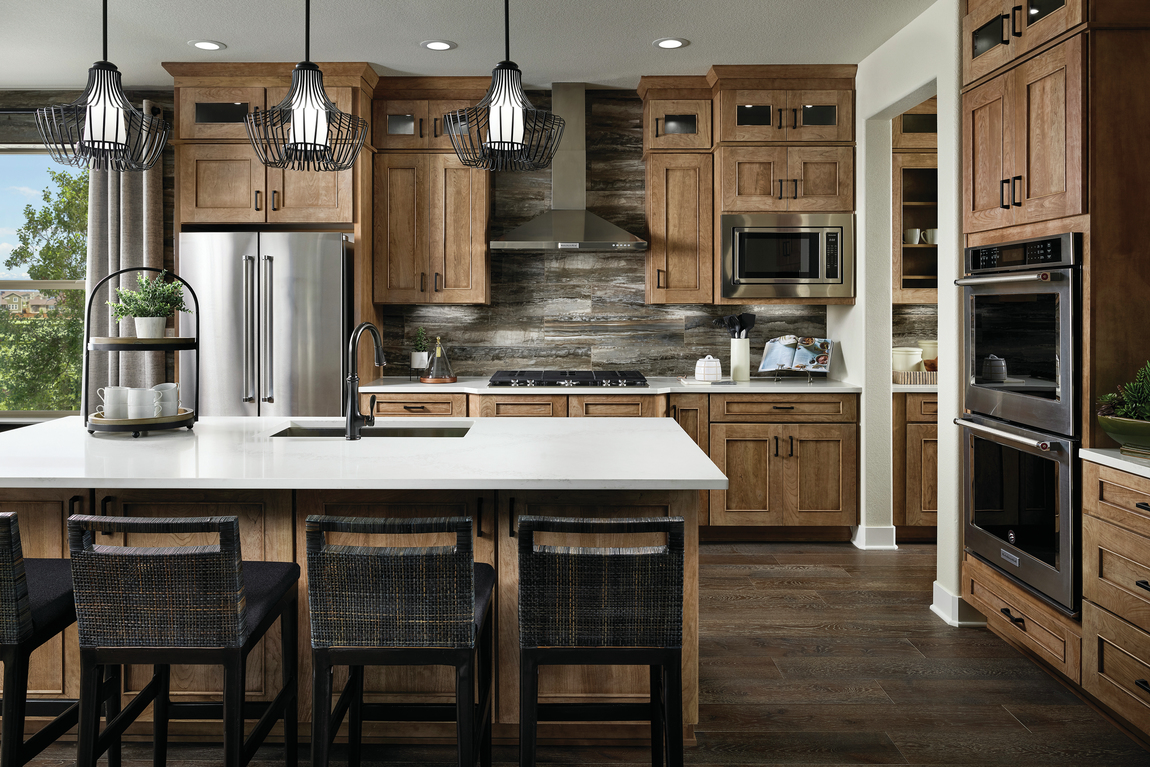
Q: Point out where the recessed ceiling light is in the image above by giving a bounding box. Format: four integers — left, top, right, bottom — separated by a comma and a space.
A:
421, 40, 458, 51
653, 38, 688, 49
189, 40, 226, 51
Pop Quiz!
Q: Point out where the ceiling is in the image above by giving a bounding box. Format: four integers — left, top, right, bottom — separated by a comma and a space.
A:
4, 0, 937, 90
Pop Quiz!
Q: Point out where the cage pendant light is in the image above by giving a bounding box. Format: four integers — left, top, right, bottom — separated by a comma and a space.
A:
445, 0, 564, 172
36, 0, 170, 172
245, 0, 367, 172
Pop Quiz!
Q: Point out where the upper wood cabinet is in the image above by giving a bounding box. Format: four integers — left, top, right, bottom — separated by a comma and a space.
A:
893, 96, 937, 151
178, 143, 267, 224
718, 146, 853, 213
893, 152, 939, 304
962, 35, 1084, 233
962, 0, 1084, 86
717, 88, 852, 143
645, 153, 713, 304
373, 152, 489, 305
717, 89, 787, 143
374, 99, 475, 150
644, 99, 712, 152
177, 87, 265, 140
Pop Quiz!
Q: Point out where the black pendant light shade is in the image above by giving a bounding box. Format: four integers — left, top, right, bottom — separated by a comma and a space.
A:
445, 0, 564, 171
36, 1, 170, 172
245, 0, 367, 172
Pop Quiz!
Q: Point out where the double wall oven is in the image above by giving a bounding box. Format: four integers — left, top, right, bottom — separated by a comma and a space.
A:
957, 232, 1081, 614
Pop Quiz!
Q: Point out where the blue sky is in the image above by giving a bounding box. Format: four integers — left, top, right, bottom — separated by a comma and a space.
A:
0, 153, 57, 280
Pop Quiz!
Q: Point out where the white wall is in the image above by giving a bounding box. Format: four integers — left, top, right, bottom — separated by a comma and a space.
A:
828, 0, 982, 624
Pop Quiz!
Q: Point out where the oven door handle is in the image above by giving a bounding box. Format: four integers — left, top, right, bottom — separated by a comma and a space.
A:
954, 418, 1052, 452
954, 272, 1058, 286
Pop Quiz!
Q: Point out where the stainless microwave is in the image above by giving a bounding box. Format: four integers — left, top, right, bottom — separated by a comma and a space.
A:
720, 213, 855, 300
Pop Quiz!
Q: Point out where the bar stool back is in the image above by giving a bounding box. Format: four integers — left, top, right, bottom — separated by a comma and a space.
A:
306, 515, 494, 767
68, 514, 299, 767
517, 516, 685, 767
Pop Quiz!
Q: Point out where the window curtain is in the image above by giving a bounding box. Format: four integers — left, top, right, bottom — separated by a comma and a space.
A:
84, 99, 166, 416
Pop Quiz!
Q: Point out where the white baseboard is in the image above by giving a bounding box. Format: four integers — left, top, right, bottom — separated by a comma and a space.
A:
930, 580, 986, 627
850, 524, 898, 550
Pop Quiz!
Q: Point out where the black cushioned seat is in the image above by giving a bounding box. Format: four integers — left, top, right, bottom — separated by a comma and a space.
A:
22, 559, 76, 642
243, 561, 301, 634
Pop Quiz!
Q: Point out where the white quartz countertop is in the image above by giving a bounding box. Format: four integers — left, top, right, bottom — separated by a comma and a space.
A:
0, 416, 728, 491
361, 376, 862, 395
1080, 448, 1150, 482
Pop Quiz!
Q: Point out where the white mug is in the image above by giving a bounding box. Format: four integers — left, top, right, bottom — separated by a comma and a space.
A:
96, 403, 128, 420
923, 228, 938, 245
97, 386, 129, 405
903, 228, 921, 245
128, 403, 163, 419
152, 382, 180, 417
127, 388, 162, 408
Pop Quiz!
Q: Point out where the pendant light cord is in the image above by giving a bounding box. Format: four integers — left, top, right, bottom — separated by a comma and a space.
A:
102, 0, 108, 62
504, 0, 510, 62
305, 0, 311, 62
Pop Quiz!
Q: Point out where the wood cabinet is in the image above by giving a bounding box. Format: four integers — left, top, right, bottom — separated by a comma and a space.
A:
374, 98, 474, 151
373, 153, 489, 304
645, 153, 713, 304
644, 98, 712, 152
893, 97, 938, 151
467, 394, 567, 418
717, 146, 853, 213
962, 0, 1084, 86
716, 88, 853, 143
670, 394, 711, 525
178, 143, 268, 224
360, 392, 468, 417
893, 152, 938, 304
568, 394, 666, 418
962, 35, 1084, 233
709, 392, 858, 423
177, 87, 264, 140
894, 393, 938, 528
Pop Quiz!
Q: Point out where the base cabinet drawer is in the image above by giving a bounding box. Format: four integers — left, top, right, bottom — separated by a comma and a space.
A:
568, 395, 665, 418
962, 554, 1081, 683
1083, 601, 1150, 736
468, 395, 567, 418
905, 393, 938, 423
1083, 515, 1150, 634
363, 393, 468, 417
1083, 462, 1150, 539
709, 393, 857, 423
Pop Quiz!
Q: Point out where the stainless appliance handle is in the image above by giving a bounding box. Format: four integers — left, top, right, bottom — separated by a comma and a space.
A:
954, 418, 1051, 452
955, 272, 1057, 286
261, 255, 274, 403
242, 255, 255, 403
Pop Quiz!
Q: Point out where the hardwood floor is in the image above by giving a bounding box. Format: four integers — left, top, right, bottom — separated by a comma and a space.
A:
27, 542, 1150, 765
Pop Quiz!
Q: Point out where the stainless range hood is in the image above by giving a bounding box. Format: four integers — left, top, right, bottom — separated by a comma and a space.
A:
489, 83, 647, 252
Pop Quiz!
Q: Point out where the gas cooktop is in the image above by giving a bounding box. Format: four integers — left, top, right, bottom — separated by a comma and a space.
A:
488, 370, 649, 388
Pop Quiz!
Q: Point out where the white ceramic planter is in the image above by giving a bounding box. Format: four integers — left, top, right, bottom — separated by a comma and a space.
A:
410, 351, 430, 370
134, 316, 166, 338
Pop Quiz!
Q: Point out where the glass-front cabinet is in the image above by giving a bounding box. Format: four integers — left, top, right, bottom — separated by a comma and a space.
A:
645, 98, 712, 151
962, 0, 1081, 85
718, 89, 852, 143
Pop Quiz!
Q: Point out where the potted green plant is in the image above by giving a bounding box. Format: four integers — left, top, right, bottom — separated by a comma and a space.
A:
411, 326, 430, 370
1097, 360, 1150, 457
106, 271, 193, 338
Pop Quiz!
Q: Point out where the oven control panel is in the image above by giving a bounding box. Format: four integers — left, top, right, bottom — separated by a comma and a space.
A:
965, 233, 1077, 274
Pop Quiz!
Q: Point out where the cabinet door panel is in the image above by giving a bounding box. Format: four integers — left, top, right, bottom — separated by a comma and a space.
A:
646, 153, 712, 304
718, 146, 788, 212
179, 144, 266, 224
718, 89, 788, 142
782, 424, 857, 526
787, 90, 853, 143
428, 99, 474, 150
789, 146, 853, 212
430, 154, 488, 304
265, 87, 354, 223
645, 99, 711, 152
906, 423, 938, 526
568, 395, 664, 418
1017, 0, 1083, 56
671, 394, 710, 525
963, 0, 1013, 86
963, 73, 1015, 233
709, 424, 783, 526
468, 394, 567, 417
1014, 36, 1084, 225
178, 87, 264, 140
375, 99, 430, 149
373, 154, 429, 303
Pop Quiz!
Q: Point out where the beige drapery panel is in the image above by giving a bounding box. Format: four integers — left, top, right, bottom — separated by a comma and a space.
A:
83, 99, 165, 415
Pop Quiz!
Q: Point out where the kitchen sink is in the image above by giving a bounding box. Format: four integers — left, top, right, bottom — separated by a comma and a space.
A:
270, 426, 470, 439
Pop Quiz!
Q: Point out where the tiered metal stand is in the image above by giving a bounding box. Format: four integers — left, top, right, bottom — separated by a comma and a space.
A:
82, 267, 200, 438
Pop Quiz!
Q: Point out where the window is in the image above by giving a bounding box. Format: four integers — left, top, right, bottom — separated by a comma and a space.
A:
0, 151, 87, 415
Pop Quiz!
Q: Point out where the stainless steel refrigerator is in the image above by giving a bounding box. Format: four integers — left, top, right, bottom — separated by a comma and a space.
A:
178, 232, 351, 417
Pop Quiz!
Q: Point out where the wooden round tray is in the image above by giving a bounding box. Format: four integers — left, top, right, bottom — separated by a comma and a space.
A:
87, 408, 195, 437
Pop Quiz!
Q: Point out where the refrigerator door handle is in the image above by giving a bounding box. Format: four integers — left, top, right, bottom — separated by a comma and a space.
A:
242, 255, 255, 403
261, 255, 274, 403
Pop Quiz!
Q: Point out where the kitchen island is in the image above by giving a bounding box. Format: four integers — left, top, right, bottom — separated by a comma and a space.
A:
0, 416, 725, 745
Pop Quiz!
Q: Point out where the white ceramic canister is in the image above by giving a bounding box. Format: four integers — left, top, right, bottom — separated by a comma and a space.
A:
730, 339, 750, 382
917, 340, 938, 371
892, 346, 923, 372
695, 355, 723, 381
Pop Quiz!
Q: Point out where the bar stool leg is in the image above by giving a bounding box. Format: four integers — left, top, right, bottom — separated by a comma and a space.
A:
104, 664, 122, 767
664, 654, 683, 767
518, 653, 539, 767
75, 652, 101, 767
222, 654, 246, 767
153, 665, 170, 767
281, 602, 299, 767
455, 654, 474, 767
480, 616, 493, 767
649, 664, 664, 767
0, 647, 28, 767
311, 653, 332, 767
348, 666, 364, 767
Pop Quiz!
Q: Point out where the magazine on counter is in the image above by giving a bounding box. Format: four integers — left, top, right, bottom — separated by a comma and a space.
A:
758, 336, 834, 373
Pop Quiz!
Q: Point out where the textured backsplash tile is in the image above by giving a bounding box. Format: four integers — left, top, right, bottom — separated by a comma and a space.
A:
892, 304, 939, 348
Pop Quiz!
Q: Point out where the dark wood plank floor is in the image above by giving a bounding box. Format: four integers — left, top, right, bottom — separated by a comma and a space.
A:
28, 542, 1150, 765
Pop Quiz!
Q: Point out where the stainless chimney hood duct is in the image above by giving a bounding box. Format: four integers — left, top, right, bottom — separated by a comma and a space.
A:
489, 82, 647, 251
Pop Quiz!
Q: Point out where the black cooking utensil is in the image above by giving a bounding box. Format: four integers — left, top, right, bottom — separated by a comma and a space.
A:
739, 313, 756, 338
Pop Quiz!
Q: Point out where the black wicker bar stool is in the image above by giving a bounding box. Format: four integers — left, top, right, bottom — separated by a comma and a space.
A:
517, 516, 685, 767
0, 511, 117, 767
306, 515, 494, 767
67, 514, 299, 767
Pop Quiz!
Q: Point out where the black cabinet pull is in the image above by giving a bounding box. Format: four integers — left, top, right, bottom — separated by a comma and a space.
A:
1136, 679, 1150, 695
418, 118, 424, 138
656, 268, 666, 289
1135, 502, 1149, 512
1011, 5, 1023, 37
434, 273, 441, 292
1000, 14, 1011, 45
1136, 580, 1150, 593
773, 436, 779, 457
773, 405, 795, 410
789, 436, 794, 457
254, 190, 261, 211
792, 179, 799, 199
403, 405, 428, 412
476, 496, 484, 538
653, 117, 661, 138
433, 117, 440, 138
99, 496, 115, 536
420, 272, 427, 292
509, 497, 517, 538
671, 404, 678, 420
1011, 175, 1023, 207
792, 108, 798, 130
271, 190, 278, 211
778, 179, 785, 199
1000, 179, 1011, 210
1000, 607, 1025, 627
777, 108, 784, 130
68, 494, 83, 517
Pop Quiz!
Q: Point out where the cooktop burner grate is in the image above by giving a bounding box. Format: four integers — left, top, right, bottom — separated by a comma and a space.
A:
488, 370, 649, 387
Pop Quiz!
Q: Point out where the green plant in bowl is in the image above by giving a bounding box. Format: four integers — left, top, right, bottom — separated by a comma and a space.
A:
1097, 360, 1150, 457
